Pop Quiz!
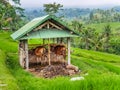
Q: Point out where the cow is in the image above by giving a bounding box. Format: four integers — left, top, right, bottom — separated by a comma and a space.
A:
35, 46, 46, 56
54, 45, 66, 59
34, 46, 46, 64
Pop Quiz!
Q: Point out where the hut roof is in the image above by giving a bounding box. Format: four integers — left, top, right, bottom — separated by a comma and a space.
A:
11, 15, 79, 40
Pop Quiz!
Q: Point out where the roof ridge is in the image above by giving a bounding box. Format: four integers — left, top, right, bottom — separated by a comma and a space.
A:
32, 15, 49, 22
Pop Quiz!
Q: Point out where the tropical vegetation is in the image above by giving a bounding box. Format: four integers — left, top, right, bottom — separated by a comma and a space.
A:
0, 1, 120, 90
1, 31, 120, 90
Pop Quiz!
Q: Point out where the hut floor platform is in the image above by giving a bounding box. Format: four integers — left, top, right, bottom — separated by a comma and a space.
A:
28, 61, 79, 78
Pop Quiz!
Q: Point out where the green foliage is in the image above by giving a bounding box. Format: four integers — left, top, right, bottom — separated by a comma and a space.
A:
88, 8, 120, 23
72, 48, 120, 63
0, 50, 20, 90
89, 11, 94, 20
71, 20, 83, 32
43, 2, 63, 15
70, 21, 120, 54
0, 0, 25, 31
24, 7, 120, 23
103, 24, 111, 51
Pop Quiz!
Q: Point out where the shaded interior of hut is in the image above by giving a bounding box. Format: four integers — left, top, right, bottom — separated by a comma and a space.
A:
28, 38, 67, 68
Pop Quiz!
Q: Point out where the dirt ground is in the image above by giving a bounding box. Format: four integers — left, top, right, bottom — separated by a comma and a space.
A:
28, 62, 79, 78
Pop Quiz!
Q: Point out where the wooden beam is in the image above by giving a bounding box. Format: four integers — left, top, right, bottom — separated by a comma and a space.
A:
48, 21, 62, 30
24, 40, 29, 70
47, 22, 50, 29
67, 37, 71, 65
34, 20, 62, 31
33, 22, 48, 31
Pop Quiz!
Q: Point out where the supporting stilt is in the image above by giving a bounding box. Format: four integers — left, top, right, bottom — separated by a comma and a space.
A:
19, 40, 26, 68
67, 37, 71, 65
24, 40, 29, 70
48, 38, 51, 65
47, 22, 51, 65
19, 40, 24, 67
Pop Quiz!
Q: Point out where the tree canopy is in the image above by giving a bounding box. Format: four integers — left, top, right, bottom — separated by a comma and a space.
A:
0, 0, 25, 31
43, 2, 63, 15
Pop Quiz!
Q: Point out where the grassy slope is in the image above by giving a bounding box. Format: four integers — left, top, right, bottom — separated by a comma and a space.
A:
0, 50, 20, 90
86, 22, 120, 44
86, 22, 120, 33
0, 31, 120, 90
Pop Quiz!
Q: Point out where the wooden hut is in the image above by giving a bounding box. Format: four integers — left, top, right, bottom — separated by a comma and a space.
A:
11, 15, 79, 70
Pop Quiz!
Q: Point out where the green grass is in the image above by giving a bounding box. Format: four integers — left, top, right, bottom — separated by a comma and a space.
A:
0, 50, 20, 90
86, 22, 120, 33
1, 31, 120, 90
85, 22, 120, 51
72, 48, 120, 63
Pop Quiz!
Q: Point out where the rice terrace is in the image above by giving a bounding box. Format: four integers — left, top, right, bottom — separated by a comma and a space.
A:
1, 0, 120, 90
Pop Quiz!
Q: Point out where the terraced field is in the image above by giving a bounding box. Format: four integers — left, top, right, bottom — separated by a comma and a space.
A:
0, 31, 120, 90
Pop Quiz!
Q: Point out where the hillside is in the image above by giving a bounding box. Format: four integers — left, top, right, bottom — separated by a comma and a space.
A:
85, 22, 120, 33
24, 8, 91, 20
24, 6, 120, 22
0, 31, 120, 90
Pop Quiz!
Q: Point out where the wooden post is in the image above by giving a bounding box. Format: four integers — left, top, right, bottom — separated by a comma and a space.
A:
48, 38, 51, 65
57, 38, 59, 43
19, 40, 26, 68
19, 40, 23, 67
24, 40, 29, 70
67, 37, 71, 65
47, 22, 51, 65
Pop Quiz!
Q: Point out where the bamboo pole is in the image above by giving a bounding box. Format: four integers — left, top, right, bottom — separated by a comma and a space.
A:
19, 41, 23, 67
48, 38, 51, 65
47, 22, 51, 65
67, 37, 71, 65
24, 40, 29, 70
19, 40, 26, 68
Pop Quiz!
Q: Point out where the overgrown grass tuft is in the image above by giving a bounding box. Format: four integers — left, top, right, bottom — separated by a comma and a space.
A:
0, 50, 20, 90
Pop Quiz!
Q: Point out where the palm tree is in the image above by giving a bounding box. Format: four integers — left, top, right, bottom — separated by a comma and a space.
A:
90, 32, 104, 51
103, 24, 111, 52
0, 0, 24, 30
70, 20, 83, 47
43, 2, 63, 15
71, 20, 83, 32
81, 27, 94, 50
